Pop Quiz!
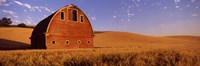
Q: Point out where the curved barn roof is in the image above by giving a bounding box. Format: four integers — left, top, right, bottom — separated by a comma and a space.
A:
30, 4, 94, 39
30, 12, 55, 39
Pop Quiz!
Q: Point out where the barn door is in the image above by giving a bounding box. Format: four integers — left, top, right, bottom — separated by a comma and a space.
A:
36, 35, 46, 49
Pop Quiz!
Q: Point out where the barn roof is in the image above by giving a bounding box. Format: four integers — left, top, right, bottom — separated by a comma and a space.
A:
30, 12, 56, 39
30, 4, 94, 39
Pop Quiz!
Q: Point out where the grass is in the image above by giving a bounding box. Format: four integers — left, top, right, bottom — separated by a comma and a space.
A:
0, 48, 199, 66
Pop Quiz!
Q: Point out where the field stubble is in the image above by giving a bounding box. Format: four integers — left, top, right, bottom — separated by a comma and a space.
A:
0, 48, 199, 66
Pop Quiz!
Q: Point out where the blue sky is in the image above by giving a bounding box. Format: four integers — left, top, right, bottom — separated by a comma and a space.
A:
0, 0, 200, 36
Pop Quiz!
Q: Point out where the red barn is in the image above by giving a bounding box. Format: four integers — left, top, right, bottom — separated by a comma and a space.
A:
30, 4, 94, 49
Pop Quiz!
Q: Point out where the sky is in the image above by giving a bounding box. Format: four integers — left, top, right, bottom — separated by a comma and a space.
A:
0, 0, 200, 36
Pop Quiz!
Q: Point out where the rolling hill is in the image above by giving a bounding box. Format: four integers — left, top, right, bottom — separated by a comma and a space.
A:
0, 27, 199, 49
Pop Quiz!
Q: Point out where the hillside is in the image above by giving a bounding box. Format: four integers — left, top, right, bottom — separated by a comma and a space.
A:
0, 27, 199, 49
0, 28, 32, 49
165, 36, 200, 41
94, 31, 200, 48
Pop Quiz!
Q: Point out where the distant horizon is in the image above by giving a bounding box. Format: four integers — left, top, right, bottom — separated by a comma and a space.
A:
1, 0, 200, 36
1, 26, 199, 37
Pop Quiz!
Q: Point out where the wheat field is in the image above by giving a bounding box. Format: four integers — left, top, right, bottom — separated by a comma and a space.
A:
0, 48, 200, 66
0, 28, 200, 66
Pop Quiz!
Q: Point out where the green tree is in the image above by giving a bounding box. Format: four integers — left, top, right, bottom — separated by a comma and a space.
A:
0, 17, 12, 26
18, 23, 26, 27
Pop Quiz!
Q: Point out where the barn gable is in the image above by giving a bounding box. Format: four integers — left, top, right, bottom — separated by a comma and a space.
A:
46, 4, 94, 35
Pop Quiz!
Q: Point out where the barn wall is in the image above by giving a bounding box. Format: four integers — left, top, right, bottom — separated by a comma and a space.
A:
45, 6, 93, 49
30, 13, 55, 49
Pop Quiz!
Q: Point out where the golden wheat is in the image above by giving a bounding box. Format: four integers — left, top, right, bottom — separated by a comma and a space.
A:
0, 48, 199, 66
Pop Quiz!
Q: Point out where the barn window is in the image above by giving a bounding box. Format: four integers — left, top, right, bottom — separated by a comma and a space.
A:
52, 41, 56, 44
88, 41, 90, 44
65, 40, 69, 44
61, 12, 64, 20
80, 15, 84, 22
72, 10, 77, 21
77, 40, 81, 44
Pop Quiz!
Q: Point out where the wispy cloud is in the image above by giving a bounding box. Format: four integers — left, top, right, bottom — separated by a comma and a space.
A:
113, 15, 116, 18
39, 6, 53, 13
174, 0, 181, 4
192, 13, 198, 17
13, 0, 53, 13
174, 0, 181, 8
91, 16, 96, 21
0, 3, 10, 6
13, 19, 21, 23
2, 10, 19, 19
13, 0, 22, 5
24, 3, 31, 9
13, 15, 19, 19
163, 6, 167, 10
13, 19, 34, 25
175, 6, 179, 8
2, 10, 16, 15
13, 0, 31, 9
0, 0, 11, 6
24, 19, 33, 25
0, 0, 6, 3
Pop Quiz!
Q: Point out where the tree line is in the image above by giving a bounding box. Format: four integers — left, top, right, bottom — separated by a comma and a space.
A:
0, 17, 34, 28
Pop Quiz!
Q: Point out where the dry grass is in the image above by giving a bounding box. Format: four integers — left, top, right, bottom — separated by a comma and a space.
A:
0, 27, 32, 44
94, 32, 200, 48
0, 48, 200, 66
0, 28, 200, 66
